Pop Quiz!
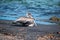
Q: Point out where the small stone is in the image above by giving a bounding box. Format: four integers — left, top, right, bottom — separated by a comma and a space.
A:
57, 32, 60, 34
38, 37, 46, 40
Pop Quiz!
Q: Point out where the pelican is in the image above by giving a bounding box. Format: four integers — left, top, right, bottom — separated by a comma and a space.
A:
13, 12, 37, 27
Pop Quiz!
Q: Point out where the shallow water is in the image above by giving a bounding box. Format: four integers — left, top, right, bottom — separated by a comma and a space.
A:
0, 0, 60, 25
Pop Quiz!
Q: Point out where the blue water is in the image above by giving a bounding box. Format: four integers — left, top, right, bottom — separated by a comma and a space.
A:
0, 0, 60, 25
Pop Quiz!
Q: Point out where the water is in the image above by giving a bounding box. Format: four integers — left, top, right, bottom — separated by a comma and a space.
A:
0, 0, 60, 25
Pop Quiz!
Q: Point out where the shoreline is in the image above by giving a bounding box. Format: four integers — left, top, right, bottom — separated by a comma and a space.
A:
0, 20, 60, 40
0, 20, 60, 33
0, 19, 59, 25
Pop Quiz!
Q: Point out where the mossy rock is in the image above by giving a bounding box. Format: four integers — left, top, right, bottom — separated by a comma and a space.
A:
49, 16, 60, 22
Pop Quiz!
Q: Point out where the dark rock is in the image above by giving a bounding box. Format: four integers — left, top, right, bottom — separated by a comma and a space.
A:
49, 16, 60, 22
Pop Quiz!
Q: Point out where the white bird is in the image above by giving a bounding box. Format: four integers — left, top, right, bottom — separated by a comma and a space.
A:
13, 12, 37, 27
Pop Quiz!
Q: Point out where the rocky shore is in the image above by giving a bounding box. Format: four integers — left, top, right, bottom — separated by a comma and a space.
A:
0, 20, 60, 40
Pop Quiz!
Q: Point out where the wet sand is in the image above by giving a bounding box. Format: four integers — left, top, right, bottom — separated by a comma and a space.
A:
0, 20, 60, 40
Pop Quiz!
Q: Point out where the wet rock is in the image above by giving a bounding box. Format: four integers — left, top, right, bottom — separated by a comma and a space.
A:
57, 32, 60, 34
0, 33, 24, 40
37, 33, 60, 40
49, 16, 60, 22
37, 35, 54, 40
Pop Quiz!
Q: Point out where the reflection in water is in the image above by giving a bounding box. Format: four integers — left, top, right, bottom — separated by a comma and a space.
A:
0, 0, 60, 25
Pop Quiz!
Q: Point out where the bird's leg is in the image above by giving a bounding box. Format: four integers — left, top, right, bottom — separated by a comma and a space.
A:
34, 21, 37, 26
